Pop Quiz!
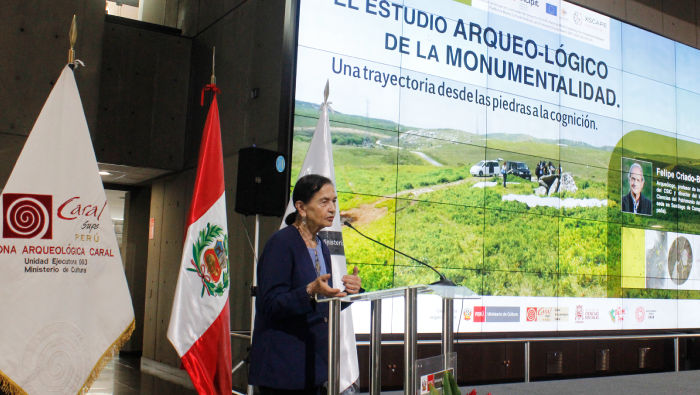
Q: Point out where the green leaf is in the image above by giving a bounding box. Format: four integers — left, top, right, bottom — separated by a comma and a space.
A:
446, 370, 460, 395
201, 285, 206, 298
186, 268, 197, 272
192, 242, 200, 266
442, 373, 452, 395
451, 371, 461, 395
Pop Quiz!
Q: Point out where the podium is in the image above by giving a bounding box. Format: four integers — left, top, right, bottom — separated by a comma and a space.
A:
319, 285, 479, 395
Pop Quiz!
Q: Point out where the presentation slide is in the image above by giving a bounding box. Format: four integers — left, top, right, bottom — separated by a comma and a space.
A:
290, 0, 700, 332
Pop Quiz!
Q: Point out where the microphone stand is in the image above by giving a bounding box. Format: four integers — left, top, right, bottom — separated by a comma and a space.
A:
343, 221, 456, 286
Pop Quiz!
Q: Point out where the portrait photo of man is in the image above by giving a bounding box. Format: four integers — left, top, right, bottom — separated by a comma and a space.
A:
622, 161, 652, 215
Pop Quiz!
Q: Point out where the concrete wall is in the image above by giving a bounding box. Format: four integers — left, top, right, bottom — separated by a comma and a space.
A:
0, 0, 106, 186
141, 0, 293, 389
573, 0, 700, 49
121, 187, 153, 352
140, 0, 201, 36
95, 18, 192, 170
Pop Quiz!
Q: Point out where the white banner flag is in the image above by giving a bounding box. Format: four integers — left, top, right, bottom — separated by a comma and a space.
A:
0, 66, 134, 395
281, 82, 360, 394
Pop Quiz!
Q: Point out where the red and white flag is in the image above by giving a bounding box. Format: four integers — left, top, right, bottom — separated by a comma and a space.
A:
168, 85, 231, 394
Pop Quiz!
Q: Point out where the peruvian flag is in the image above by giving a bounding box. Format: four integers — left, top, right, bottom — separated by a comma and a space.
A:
167, 85, 231, 394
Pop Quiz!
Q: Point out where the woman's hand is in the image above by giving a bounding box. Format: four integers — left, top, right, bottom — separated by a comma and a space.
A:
308, 274, 347, 298
342, 266, 362, 295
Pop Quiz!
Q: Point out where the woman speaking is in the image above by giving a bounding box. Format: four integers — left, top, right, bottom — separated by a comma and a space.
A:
249, 174, 362, 395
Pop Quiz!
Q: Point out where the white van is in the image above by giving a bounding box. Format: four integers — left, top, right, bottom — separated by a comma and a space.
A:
470, 159, 502, 177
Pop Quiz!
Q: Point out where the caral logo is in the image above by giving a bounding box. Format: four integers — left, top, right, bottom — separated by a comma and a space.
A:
187, 223, 229, 297
2, 193, 53, 239
575, 305, 584, 323
526, 307, 537, 321
573, 11, 583, 25
537, 307, 553, 321
474, 306, 485, 322
546, 3, 557, 16
463, 308, 472, 321
526, 307, 561, 322
635, 307, 645, 322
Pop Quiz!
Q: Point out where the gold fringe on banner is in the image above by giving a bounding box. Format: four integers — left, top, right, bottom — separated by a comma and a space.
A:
0, 369, 28, 395
0, 319, 135, 395
77, 319, 136, 395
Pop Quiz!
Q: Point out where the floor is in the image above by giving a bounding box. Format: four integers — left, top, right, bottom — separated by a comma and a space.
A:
86, 357, 197, 395
467, 371, 700, 395
17, 357, 695, 395
366, 371, 700, 395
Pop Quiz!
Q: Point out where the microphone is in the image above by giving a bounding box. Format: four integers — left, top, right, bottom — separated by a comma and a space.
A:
343, 221, 456, 286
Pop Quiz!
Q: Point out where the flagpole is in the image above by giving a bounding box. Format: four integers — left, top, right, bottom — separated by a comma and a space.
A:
248, 215, 259, 395
211, 46, 216, 85
210, 47, 217, 105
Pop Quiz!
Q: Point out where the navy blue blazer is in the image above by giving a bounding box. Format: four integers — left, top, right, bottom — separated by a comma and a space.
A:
248, 225, 343, 389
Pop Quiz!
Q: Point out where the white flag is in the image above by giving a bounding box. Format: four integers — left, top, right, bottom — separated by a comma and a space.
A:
281, 82, 360, 394
0, 66, 134, 395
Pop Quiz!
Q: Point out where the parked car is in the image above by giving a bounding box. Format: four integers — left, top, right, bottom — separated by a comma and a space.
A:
505, 161, 532, 180
470, 159, 502, 177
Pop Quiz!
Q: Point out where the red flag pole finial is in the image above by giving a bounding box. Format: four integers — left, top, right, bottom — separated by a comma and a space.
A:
201, 46, 220, 106
201, 84, 220, 106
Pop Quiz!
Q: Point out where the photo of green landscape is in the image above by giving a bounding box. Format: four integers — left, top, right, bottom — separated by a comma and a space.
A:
291, 101, 700, 302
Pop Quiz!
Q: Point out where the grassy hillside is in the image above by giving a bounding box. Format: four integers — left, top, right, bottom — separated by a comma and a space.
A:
291, 104, 700, 299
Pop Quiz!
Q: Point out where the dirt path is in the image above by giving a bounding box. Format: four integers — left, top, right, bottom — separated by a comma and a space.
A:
341, 203, 388, 226
341, 178, 475, 226
394, 178, 470, 197
294, 126, 389, 139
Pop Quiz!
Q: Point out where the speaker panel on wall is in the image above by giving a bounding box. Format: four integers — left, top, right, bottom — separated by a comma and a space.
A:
235, 147, 288, 217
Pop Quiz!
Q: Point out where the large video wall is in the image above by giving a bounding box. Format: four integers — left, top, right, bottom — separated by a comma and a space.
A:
291, 0, 700, 331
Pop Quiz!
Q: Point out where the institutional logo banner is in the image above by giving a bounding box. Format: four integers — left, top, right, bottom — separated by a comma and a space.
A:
0, 66, 135, 395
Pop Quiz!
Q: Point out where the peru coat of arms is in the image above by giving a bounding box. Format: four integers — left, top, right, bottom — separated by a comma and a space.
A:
187, 223, 229, 297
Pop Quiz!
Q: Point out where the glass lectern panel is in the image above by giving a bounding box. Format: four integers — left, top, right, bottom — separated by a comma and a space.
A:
416, 353, 457, 395
319, 285, 480, 304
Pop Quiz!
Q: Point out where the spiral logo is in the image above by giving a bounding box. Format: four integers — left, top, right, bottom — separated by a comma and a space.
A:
21, 322, 88, 395
526, 307, 538, 321
635, 307, 645, 323
2, 193, 53, 239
